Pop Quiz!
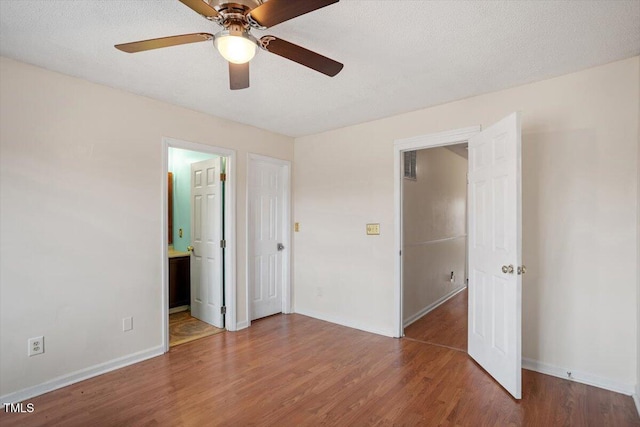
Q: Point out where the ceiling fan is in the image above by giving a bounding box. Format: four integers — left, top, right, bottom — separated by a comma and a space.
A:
115, 0, 343, 90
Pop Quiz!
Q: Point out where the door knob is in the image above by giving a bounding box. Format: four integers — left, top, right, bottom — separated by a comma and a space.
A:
518, 265, 527, 275
501, 264, 514, 274
187, 245, 194, 253
277, 243, 285, 251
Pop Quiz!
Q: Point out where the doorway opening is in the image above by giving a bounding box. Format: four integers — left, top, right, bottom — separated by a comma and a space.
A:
393, 113, 523, 399
401, 144, 469, 351
167, 148, 224, 347
162, 138, 237, 352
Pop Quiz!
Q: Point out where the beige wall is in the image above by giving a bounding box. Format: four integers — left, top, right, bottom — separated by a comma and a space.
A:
0, 57, 293, 397
294, 56, 639, 391
402, 148, 467, 324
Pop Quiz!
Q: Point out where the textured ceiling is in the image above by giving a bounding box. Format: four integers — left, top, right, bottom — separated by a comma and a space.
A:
1, 1, 639, 137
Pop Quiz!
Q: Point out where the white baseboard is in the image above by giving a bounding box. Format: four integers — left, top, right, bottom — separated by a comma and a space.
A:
235, 320, 249, 330
634, 385, 640, 417
295, 308, 395, 338
168, 305, 189, 314
0, 345, 165, 404
522, 357, 634, 396
403, 285, 466, 328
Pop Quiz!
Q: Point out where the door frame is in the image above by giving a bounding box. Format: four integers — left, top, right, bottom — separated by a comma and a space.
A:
246, 153, 292, 325
393, 126, 481, 338
161, 137, 238, 352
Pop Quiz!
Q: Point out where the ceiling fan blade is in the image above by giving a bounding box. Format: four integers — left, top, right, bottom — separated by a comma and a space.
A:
229, 62, 250, 90
260, 36, 343, 77
178, 0, 220, 20
115, 33, 214, 53
248, 0, 339, 28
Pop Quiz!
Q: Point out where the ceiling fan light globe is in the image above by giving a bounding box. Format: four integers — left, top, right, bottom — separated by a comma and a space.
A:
214, 33, 257, 64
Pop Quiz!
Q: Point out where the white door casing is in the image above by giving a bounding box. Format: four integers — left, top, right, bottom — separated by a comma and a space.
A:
248, 156, 290, 321
393, 126, 482, 338
467, 112, 522, 399
190, 157, 224, 328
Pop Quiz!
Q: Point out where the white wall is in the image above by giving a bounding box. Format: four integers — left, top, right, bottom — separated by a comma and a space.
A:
402, 147, 467, 325
0, 57, 294, 398
293, 56, 639, 392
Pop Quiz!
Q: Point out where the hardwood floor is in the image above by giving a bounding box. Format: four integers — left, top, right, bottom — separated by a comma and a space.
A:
404, 288, 468, 351
1, 314, 638, 426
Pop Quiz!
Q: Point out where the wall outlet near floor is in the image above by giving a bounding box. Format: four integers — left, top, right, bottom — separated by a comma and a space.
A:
123, 317, 133, 332
28, 336, 44, 357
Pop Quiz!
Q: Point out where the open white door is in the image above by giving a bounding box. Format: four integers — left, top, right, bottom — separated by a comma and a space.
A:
249, 158, 287, 321
190, 157, 224, 328
467, 112, 522, 399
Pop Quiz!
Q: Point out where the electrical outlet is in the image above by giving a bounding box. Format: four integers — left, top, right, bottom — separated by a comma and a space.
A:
28, 336, 44, 357
123, 317, 133, 332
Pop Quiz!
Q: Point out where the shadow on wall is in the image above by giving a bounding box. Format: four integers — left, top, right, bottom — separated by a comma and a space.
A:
522, 129, 597, 362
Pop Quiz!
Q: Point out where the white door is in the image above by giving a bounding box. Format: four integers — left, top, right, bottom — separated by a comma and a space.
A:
249, 158, 287, 321
467, 112, 522, 399
190, 157, 224, 328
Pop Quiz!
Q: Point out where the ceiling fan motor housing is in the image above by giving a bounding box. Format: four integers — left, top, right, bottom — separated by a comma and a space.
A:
207, 1, 262, 14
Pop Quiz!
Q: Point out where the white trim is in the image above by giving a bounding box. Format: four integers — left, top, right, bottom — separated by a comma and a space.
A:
246, 154, 293, 326
393, 126, 481, 337
395, 126, 482, 151
235, 320, 250, 330
634, 385, 640, 417
168, 305, 189, 314
404, 234, 467, 247
403, 286, 466, 327
522, 358, 635, 396
0, 346, 164, 404
162, 137, 238, 349
295, 309, 395, 338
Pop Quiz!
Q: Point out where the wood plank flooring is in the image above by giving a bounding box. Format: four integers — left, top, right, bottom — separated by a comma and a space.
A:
1, 314, 638, 426
404, 288, 468, 351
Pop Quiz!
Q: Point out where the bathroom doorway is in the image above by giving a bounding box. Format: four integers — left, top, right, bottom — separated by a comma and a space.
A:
162, 138, 237, 351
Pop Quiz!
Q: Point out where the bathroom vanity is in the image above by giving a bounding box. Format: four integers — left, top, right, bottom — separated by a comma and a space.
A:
169, 249, 190, 309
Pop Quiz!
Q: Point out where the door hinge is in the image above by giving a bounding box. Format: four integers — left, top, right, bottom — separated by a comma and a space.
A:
220, 173, 226, 182
220, 239, 226, 248
221, 306, 227, 315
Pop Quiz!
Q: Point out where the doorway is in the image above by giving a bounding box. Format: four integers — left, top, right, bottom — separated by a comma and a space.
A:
393, 114, 523, 399
162, 138, 237, 352
167, 149, 225, 347
401, 144, 469, 351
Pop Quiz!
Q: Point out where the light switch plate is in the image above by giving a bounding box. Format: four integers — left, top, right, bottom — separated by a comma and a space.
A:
366, 223, 380, 235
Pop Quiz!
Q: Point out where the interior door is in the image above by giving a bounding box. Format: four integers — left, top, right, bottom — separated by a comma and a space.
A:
190, 157, 224, 328
467, 112, 522, 399
249, 159, 285, 321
